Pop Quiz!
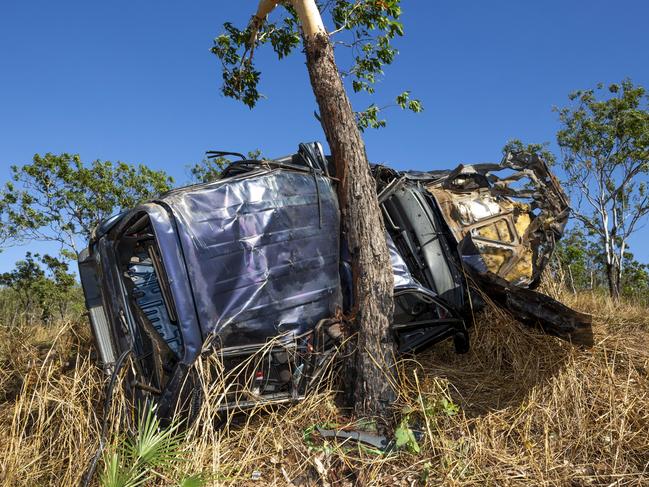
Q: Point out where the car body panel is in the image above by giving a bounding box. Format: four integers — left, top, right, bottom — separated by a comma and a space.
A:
164, 169, 342, 350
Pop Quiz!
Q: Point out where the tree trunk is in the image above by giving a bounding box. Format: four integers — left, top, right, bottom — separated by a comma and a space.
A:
567, 264, 576, 294
606, 262, 621, 299
303, 31, 397, 423
252, 0, 397, 426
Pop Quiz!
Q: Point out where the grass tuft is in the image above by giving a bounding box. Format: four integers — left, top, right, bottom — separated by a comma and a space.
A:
1, 289, 648, 485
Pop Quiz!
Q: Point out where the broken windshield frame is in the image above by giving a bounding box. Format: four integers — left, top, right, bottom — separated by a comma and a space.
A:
113, 211, 184, 392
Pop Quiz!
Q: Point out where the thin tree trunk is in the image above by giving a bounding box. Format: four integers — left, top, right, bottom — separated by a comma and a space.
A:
606, 262, 621, 300
554, 253, 566, 292
616, 240, 626, 295
251, 0, 397, 426
303, 31, 397, 423
567, 264, 576, 294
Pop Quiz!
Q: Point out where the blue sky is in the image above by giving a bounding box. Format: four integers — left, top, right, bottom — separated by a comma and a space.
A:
1, 0, 648, 271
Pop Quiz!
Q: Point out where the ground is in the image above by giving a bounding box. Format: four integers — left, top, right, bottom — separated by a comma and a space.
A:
1, 288, 648, 486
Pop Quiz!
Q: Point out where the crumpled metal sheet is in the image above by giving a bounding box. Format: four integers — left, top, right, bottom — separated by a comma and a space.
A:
373, 152, 592, 346
426, 152, 570, 289
387, 231, 429, 293
161, 169, 343, 349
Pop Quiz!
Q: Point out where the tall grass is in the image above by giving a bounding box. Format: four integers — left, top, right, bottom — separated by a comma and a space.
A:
1, 290, 648, 486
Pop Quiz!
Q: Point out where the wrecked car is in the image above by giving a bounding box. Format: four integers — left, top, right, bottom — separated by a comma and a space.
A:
78, 142, 592, 417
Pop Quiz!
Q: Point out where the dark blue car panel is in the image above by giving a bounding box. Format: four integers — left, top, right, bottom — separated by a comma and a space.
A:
161, 169, 342, 349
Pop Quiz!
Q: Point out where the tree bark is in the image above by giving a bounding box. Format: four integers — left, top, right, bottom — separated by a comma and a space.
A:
251, 0, 397, 426
606, 262, 621, 299
303, 31, 397, 423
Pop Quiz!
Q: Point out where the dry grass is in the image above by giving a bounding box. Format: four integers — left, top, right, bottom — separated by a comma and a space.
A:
1, 290, 648, 486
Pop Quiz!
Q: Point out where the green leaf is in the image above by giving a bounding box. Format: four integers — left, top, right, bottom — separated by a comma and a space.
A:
125, 405, 185, 469
394, 418, 420, 454
440, 398, 459, 416
177, 474, 208, 487
99, 452, 149, 487
211, 1, 423, 130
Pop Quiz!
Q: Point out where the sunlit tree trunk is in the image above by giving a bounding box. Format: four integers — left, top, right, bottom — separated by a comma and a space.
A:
252, 0, 397, 423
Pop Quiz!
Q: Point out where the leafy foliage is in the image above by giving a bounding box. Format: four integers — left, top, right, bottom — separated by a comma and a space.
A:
0, 252, 80, 322
555, 79, 649, 297
619, 255, 649, 297
211, 0, 422, 130
552, 228, 594, 290
0, 153, 173, 257
188, 157, 229, 184
100, 405, 205, 487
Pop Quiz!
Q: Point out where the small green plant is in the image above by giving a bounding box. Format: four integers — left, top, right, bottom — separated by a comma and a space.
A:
424, 396, 459, 418
101, 452, 148, 487
419, 461, 433, 485
394, 407, 421, 454
394, 418, 420, 454
100, 405, 205, 487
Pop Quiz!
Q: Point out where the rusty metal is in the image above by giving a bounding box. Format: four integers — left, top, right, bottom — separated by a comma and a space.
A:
426, 152, 570, 288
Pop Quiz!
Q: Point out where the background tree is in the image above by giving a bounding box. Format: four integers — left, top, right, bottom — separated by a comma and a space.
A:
619, 251, 649, 300
549, 224, 649, 303
556, 80, 649, 298
551, 228, 598, 292
213, 0, 410, 425
0, 153, 173, 259
0, 252, 79, 323
188, 156, 230, 184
